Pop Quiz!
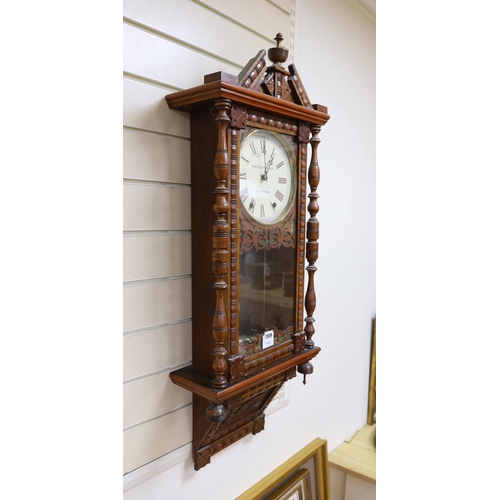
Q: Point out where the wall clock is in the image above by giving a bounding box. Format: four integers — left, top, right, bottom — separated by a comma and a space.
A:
166, 33, 329, 470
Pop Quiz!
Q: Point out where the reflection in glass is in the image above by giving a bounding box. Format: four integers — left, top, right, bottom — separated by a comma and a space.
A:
239, 245, 296, 355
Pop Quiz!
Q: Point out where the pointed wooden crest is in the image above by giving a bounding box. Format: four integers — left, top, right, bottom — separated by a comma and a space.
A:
237, 33, 313, 109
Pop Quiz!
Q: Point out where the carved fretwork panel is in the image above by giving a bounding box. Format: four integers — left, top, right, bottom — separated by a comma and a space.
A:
231, 105, 247, 129
294, 331, 306, 353
192, 374, 287, 470
229, 355, 245, 381
298, 123, 311, 144
262, 66, 294, 103
240, 206, 296, 254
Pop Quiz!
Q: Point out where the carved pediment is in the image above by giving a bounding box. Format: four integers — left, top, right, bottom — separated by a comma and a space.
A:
237, 33, 313, 109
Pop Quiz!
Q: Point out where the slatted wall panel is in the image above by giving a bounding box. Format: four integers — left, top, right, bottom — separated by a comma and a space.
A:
123, 0, 292, 474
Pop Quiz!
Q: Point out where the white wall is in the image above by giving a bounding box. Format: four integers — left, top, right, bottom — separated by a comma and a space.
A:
123, 0, 375, 498
123, 0, 293, 477
294, 0, 376, 444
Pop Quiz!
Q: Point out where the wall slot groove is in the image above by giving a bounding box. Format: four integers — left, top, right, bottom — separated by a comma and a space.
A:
123, 230, 192, 237
123, 317, 192, 338
267, 0, 291, 15
123, 360, 193, 386
123, 178, 191, 189
190, 1, 275, 44
123, 275, 192, 288
123, 401, 193, 434
123, 17, 243, 70
123, 126, 191, 143
123, 71, 182, 92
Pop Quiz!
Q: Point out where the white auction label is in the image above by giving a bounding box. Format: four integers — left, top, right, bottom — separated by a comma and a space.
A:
262, 329, 274, 349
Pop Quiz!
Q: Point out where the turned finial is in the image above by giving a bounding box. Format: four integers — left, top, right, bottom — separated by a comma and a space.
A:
268, 33, 288, 66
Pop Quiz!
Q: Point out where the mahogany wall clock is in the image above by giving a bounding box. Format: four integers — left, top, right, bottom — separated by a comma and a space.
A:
166, 33, 329, 470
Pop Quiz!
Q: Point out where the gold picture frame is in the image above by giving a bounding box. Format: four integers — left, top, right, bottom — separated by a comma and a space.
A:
367, 317, 376, 425
236, 438, 330, 500
268, 469, 311, 500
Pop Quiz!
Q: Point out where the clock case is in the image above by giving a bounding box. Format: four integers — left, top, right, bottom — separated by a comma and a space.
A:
166, 40, 329, 470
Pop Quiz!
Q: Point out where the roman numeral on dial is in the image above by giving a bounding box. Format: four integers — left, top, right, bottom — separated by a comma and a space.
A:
275, 190, 284, 202
240, 186, 249, 202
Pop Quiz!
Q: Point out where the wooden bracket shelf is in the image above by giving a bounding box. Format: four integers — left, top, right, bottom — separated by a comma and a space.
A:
170, 346, 321, 403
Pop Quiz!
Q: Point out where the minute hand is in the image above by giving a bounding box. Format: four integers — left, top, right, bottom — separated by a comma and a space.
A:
261, 150, 270, 181
264, 147, 276, 178
264, 158, 273, 178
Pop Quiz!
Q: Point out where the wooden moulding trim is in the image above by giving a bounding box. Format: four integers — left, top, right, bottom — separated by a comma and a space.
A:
169, 346, 321, 404
244, 338, 294, 364
165, 81, 330, 125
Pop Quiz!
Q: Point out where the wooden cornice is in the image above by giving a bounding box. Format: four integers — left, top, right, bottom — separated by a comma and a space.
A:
166, 79, 329, 126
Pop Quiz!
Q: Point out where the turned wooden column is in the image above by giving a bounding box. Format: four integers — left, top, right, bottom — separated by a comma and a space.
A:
304, 123, 321, 348
298, 123, 321, 384
210, 98, 231, 393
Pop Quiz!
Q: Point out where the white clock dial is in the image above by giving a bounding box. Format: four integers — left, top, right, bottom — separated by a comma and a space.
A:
239, 130, 295, 224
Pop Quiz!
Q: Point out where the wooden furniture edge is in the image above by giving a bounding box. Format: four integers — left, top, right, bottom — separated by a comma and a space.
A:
166, 81, 330, 125
328, 424, 376, 485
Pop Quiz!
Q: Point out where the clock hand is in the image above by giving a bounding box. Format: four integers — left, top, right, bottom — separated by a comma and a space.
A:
264, 147, 276, 179
260, 145, 274, 181
261, 147, 268, 181
262, 158, 273, 182
261, 154, 274, 182
265, 157, 273, 175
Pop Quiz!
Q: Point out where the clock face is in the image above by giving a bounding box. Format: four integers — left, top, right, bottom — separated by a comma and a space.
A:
239, 130, 295, 225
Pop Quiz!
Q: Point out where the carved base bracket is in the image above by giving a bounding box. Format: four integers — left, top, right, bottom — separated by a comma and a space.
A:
192, 395, 291, 469
170, 347, 320, 470
192, 375, 285, 470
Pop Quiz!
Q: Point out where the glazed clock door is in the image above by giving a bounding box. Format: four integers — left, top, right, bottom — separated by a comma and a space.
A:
238, 128, 298, 356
